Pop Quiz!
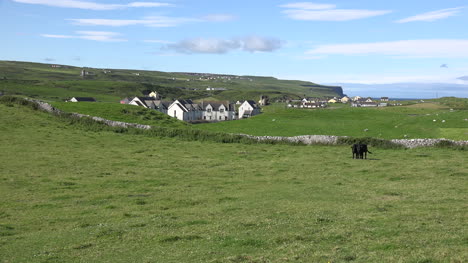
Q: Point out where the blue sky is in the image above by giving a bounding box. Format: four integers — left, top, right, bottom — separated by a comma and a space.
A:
1, 0, 468, 97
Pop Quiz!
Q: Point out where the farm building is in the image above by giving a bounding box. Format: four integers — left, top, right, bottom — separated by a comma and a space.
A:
68, 97, 96, 102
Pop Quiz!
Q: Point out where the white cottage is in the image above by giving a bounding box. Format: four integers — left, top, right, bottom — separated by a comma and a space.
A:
68, 97, 96, 102
238, 100, 261, 119
202, 102, 236, 121
168, 99, 203, 122
129, 97, 171, 114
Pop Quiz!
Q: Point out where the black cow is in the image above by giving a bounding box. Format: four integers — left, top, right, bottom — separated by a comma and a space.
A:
351, 144, 360, 159
351, 144, 372, 159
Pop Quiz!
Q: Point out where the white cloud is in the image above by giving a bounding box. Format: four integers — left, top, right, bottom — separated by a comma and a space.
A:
40, 34, 74, 39
126, 2, 171, 8
166, 36, 284, 54
279, 2, 336, 10
167, 38, 241, 54
306, 39, 468, 58
68, 16, 201, 27
280, 2, 391, 21
13, 0, 172, 10
41, 31, 126, 42
241, 36, 283, 52
202, 14, 236, 22
396, 7, 464, 23
283, 9, 392, 21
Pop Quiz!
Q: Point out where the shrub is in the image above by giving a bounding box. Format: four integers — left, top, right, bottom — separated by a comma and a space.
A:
434, 140, 467, 151
337, 136, 404, 149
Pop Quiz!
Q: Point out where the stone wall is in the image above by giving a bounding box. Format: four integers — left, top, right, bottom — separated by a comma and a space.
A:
390, 138, 467, 148
27, 99, 468, 148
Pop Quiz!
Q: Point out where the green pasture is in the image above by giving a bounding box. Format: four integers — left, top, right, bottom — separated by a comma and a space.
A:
52, 102, 188, 128
0, 102, 467, 262
196, 103, 468, 140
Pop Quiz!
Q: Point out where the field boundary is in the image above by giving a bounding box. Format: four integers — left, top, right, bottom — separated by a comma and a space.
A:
2, 96, 467, 149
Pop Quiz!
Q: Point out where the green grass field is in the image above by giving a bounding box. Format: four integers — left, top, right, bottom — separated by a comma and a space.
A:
1, 102, 467, 262
196, 103, 468, 140
51, 102, 189, 129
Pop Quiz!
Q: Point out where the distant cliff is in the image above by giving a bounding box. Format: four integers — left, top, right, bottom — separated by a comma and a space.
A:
329, 86, 344, 96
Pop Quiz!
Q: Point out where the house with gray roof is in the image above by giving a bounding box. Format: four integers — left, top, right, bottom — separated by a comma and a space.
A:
201, 101, 236, 121
238, 100, 261, 119
68, 97, 96, 102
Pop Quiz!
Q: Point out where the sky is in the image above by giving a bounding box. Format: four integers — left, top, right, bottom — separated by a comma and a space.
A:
1, 0, 468, 97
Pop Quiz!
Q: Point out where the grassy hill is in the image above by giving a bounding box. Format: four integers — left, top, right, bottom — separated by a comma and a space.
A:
0, 60, 343, 102
195, 102, 468, 140
0, 97, 467, 262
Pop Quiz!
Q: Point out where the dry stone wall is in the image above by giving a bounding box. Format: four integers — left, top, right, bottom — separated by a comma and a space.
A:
27, 99, 468, 148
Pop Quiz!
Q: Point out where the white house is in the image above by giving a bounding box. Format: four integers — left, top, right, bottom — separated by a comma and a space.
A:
202, 102, 236, 121
68, 97, 96, 102
361, 102, 378, 107
340, 96, 350, 103
168, 99, 203, 122
129, 97, 157, 109
238, 100, 261, 119
142, 91, 161, 99
129, 97, 170, 114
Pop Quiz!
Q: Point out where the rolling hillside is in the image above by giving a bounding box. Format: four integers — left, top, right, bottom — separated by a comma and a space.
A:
0, 60, 343, 102
0, 94, 467, 263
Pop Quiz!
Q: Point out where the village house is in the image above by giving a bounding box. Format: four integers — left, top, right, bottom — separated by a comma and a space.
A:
238, 100, 261, 119
125, 94, 258, 122
68, 97, 96, 102
352, 96, 362, 101
201, 102, 236, 121
258, 95, 270, 106
302, 102, 324, 108
340, 96, 351, 103
381, 97, 389, 102
129, 97, 157, 108
168, 99, 203, 121
351, 100, 378, 107
360, 102, 378, 107
301, 97, 321, 104
141, 91, 161, 99
328, 98, 338, 103
120, 97, 131, 104
166, 100, 237, 122
206, 87, 227, 91
128, 97, 170, 114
